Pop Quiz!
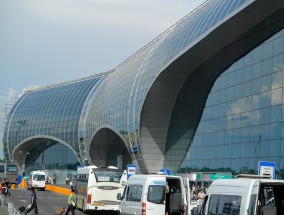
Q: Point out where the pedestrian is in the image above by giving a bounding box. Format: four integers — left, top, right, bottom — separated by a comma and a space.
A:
4, 178, 11, 196
191, 191, 197, 201
25, 187, 39, 214
191, 184, 195, 192
65, 189, 76, 215
70, 180, 75, 191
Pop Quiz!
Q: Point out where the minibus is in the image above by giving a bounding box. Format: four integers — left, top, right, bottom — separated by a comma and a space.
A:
28, 170, 46, 191
119, 174, 188, 215
199, 174, 284, 215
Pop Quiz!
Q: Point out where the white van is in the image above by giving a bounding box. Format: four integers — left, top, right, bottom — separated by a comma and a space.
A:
119, 174, 188, 215
28, 170, 46, 191
199, 174, 284, 215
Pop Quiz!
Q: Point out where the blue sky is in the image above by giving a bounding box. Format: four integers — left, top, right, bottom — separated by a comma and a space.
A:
0, 0, 206, 159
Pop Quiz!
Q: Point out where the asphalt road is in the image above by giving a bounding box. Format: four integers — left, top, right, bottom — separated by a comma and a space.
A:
6, 188, 86, 215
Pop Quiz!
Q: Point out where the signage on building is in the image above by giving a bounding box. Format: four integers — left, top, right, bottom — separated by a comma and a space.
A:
160, 169, 171, 175
127, 164, 136, 179
195, 172, 232, 181
77, 166, 84, 173
258, 161, 276, 179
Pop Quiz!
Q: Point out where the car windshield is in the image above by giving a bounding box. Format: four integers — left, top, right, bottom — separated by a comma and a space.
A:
33, 174, 45, 181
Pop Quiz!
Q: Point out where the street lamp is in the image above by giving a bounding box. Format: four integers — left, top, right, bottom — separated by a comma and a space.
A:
16, 120, 27, 144
19, 151, 30, 176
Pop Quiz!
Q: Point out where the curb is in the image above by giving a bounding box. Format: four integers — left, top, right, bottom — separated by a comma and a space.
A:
46, 185, 71, 196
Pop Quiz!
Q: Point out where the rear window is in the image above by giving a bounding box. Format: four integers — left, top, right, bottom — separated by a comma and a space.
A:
93, 169, 123, 183
0, 165, 4, 172
208, 194, 242, 215
147, 185, 165, 204
6, 164, 17, 172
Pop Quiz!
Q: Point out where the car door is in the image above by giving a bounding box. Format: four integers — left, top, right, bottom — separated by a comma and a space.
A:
247, 180, 260, 215
146, 181, 166, 215
120, 184, 143, 215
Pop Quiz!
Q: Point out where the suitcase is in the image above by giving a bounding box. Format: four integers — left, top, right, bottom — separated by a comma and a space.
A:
22, 204, 32, 214
55, 207, 66, 215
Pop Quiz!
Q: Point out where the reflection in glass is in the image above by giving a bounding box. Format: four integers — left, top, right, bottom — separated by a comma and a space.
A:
180, 29, 284, 177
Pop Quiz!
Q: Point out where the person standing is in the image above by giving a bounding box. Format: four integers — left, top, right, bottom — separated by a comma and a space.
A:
197, 189, 205, 211
65, 189, 76, 215
25, 187, 38, 214
191, 191, 197, 201
70, 180, 76, 191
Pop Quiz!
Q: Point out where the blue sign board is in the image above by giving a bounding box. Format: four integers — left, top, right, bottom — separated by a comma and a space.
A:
127, 164, 136, 179
77, 166, 84, 172
258, 161, 276, 179
160, 169, 171, 175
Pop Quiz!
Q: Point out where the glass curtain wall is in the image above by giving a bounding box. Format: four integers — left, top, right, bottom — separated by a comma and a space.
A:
28, 143, 79, 172
180, 29, 284, 178
2, 74, 107, 164
83, 0, 251, 172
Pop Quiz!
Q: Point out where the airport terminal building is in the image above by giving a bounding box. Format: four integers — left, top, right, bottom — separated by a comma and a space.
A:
2, 0, 284, 177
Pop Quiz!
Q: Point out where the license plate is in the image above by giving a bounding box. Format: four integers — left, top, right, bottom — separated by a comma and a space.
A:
93, 202, 104, 206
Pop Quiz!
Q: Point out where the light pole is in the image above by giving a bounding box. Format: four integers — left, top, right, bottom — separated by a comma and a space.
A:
19, 151, 30, 176
16, 120, 27, 144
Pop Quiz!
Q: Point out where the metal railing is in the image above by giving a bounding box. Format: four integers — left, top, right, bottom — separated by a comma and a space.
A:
0, 194, 22, 215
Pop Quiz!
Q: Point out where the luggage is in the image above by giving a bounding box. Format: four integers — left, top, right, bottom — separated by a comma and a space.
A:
1, 186, 7, 196
55, 207, 66, 215
22, 204, 32, 214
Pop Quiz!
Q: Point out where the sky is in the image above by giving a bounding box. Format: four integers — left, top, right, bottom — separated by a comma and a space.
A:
0, 0, 206, 159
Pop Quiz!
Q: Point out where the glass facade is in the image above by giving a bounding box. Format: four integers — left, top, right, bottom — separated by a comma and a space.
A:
180, 29, 284, 178
2, 0, 284, 175
2, 73, 109, 168
83, 0, 253, 173
30, 143, 79, 172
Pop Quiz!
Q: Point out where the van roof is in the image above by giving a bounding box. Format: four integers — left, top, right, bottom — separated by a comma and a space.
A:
209, 178, 253, 187
127, 174, 182, 184
129, 174, 181, 179
30, 170, 46, 174
209, 178, 284, 188
235, 174, 271, 179
128, 174, 181, 181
